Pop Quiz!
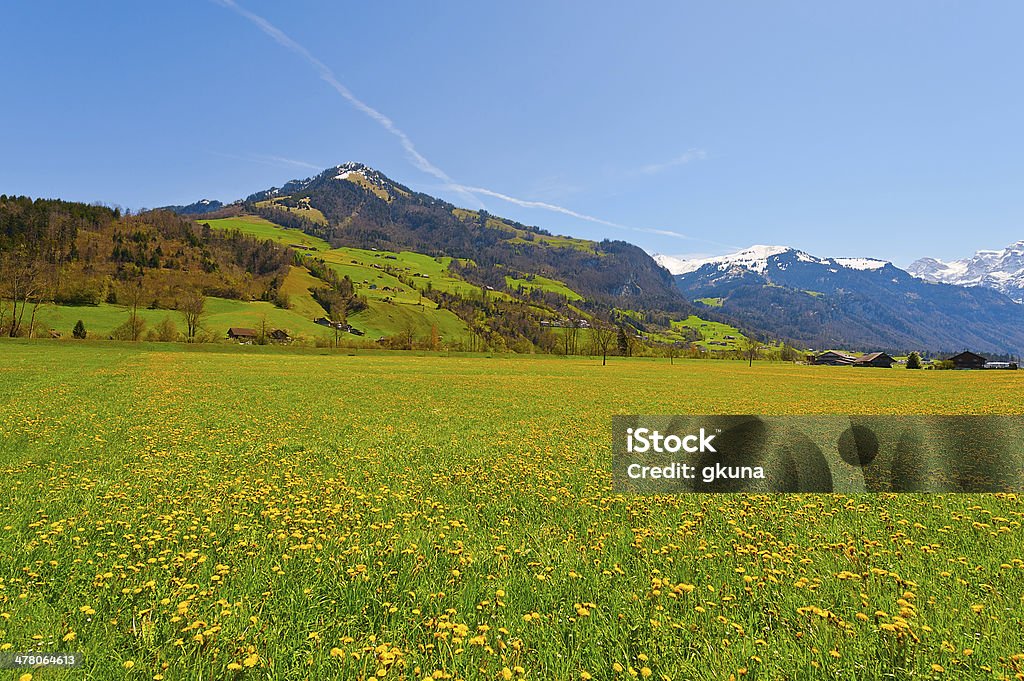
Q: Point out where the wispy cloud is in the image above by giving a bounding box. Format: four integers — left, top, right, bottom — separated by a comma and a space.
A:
452, 185, 729, 244
637, 149, 708, 175
213, 0, 716, 243
209, 150, 323, 171
212, 0, 482, 205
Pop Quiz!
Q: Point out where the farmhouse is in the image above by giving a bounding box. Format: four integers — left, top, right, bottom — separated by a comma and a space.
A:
227, 327, 257, 342
853, 352, 895, 368
948, 351, 987, 370
984, 361, 1019, 370
268, 329, 290, 342
811, 351, 856, 366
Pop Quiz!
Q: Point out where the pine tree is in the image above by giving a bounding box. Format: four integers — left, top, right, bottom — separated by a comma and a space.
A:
72, 320, 86, 339
617, 326, 629, 356
906, 351, 922, 369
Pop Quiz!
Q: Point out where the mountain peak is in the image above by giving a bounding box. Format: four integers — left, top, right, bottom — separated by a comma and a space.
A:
654, 245, 891, 276
654, 245, 795, 275
329, 161, 376, 177
908, 239, 1024, 302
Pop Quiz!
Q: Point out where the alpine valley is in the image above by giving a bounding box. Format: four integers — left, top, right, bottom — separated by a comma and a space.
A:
654, 245, 1024, 354
6, 162, 1024, 355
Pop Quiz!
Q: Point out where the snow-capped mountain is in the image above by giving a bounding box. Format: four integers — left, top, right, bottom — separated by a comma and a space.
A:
653, 245, 890, 276
246, 162, 404, 203
655, 244, 1024, 354
908, 241, 1024, 302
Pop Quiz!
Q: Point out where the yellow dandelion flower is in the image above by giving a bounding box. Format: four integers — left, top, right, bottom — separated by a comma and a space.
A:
330, 647, 344, 658
124, 661, 135, 669
243, 653, 259, 668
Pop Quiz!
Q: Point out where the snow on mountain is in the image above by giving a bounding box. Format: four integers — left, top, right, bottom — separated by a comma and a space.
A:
833, 257, 888, 271
654, 245, 891, 276
908, 240, 1024, 302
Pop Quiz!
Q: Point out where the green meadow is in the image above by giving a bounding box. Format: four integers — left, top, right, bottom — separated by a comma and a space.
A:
202, 217, 331, 251
0, 341, 1021, 680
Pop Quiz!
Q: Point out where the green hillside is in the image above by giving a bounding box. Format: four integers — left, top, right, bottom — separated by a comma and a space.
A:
505, 274, 582, 300
674, 315, 747, 350
33, 297, 327, 340
203, 215, 330, 251
202, 215, 474, 342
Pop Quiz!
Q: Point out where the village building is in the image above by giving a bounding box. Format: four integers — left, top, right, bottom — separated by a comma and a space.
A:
268, 329, 290, 343
853, 352, 896, 368
810, 351, 856, 366
948, 351, 987, 370
227, 327, 258, 342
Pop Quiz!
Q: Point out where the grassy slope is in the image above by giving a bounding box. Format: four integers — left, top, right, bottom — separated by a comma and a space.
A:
452, 208, 598, 253
35, 298, 329, 340
0, 342, 1021, 679
204, 214, 472, 341
666, 315, 748, 350
505, 274, 582, 301
279, 266, 329, 320
252, 199, 329, 226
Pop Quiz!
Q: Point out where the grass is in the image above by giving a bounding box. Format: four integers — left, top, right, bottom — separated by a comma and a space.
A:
319, 246, 484, 300
203, 216, 330, 251
647, 315, 748, 350
0, 342, 1022, 679
505, 274, 582, 301
694, 297, 724, 307
279, 266, 329, 320
31, 298, 329, 341
252, 199, 329, 226
452, 208, 599, 253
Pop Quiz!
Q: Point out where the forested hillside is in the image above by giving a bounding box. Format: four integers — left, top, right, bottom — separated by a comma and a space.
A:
0, 195, 292, 338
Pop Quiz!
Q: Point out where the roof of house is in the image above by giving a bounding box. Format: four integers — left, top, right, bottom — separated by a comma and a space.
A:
227, 327, 257, 337
855, 352, 893, 362
818, 350, 856, 360
949, 350, 987, 362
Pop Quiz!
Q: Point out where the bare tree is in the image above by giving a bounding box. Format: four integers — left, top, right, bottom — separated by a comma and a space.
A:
122, 276, 147, 341
591, 317, 616, 366
179, 288, 207, 342
561, 318, 581, 356
1, 248, 51, 338
666, 342, 680, 365
742, 335, 760, 367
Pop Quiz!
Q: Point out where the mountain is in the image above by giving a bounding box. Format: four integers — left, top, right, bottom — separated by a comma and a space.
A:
239, 162, 688, 311
159, 199, 226, 215
908, 240, 1024, 302
654, 246, 890, 276
660, 245, 1024, 354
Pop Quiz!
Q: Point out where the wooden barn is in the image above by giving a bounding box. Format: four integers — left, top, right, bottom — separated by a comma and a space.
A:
227, 327, 257, 342
853, 352, 895, 368
948, 351, 987, 370
268, 329, 290, 342
811, 351, 856, 366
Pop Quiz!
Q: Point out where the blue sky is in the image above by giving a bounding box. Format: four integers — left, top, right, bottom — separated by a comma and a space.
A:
3, 2, 1023, 266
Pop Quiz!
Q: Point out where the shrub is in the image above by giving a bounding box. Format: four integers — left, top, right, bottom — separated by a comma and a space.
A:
155, 317, 179, 342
